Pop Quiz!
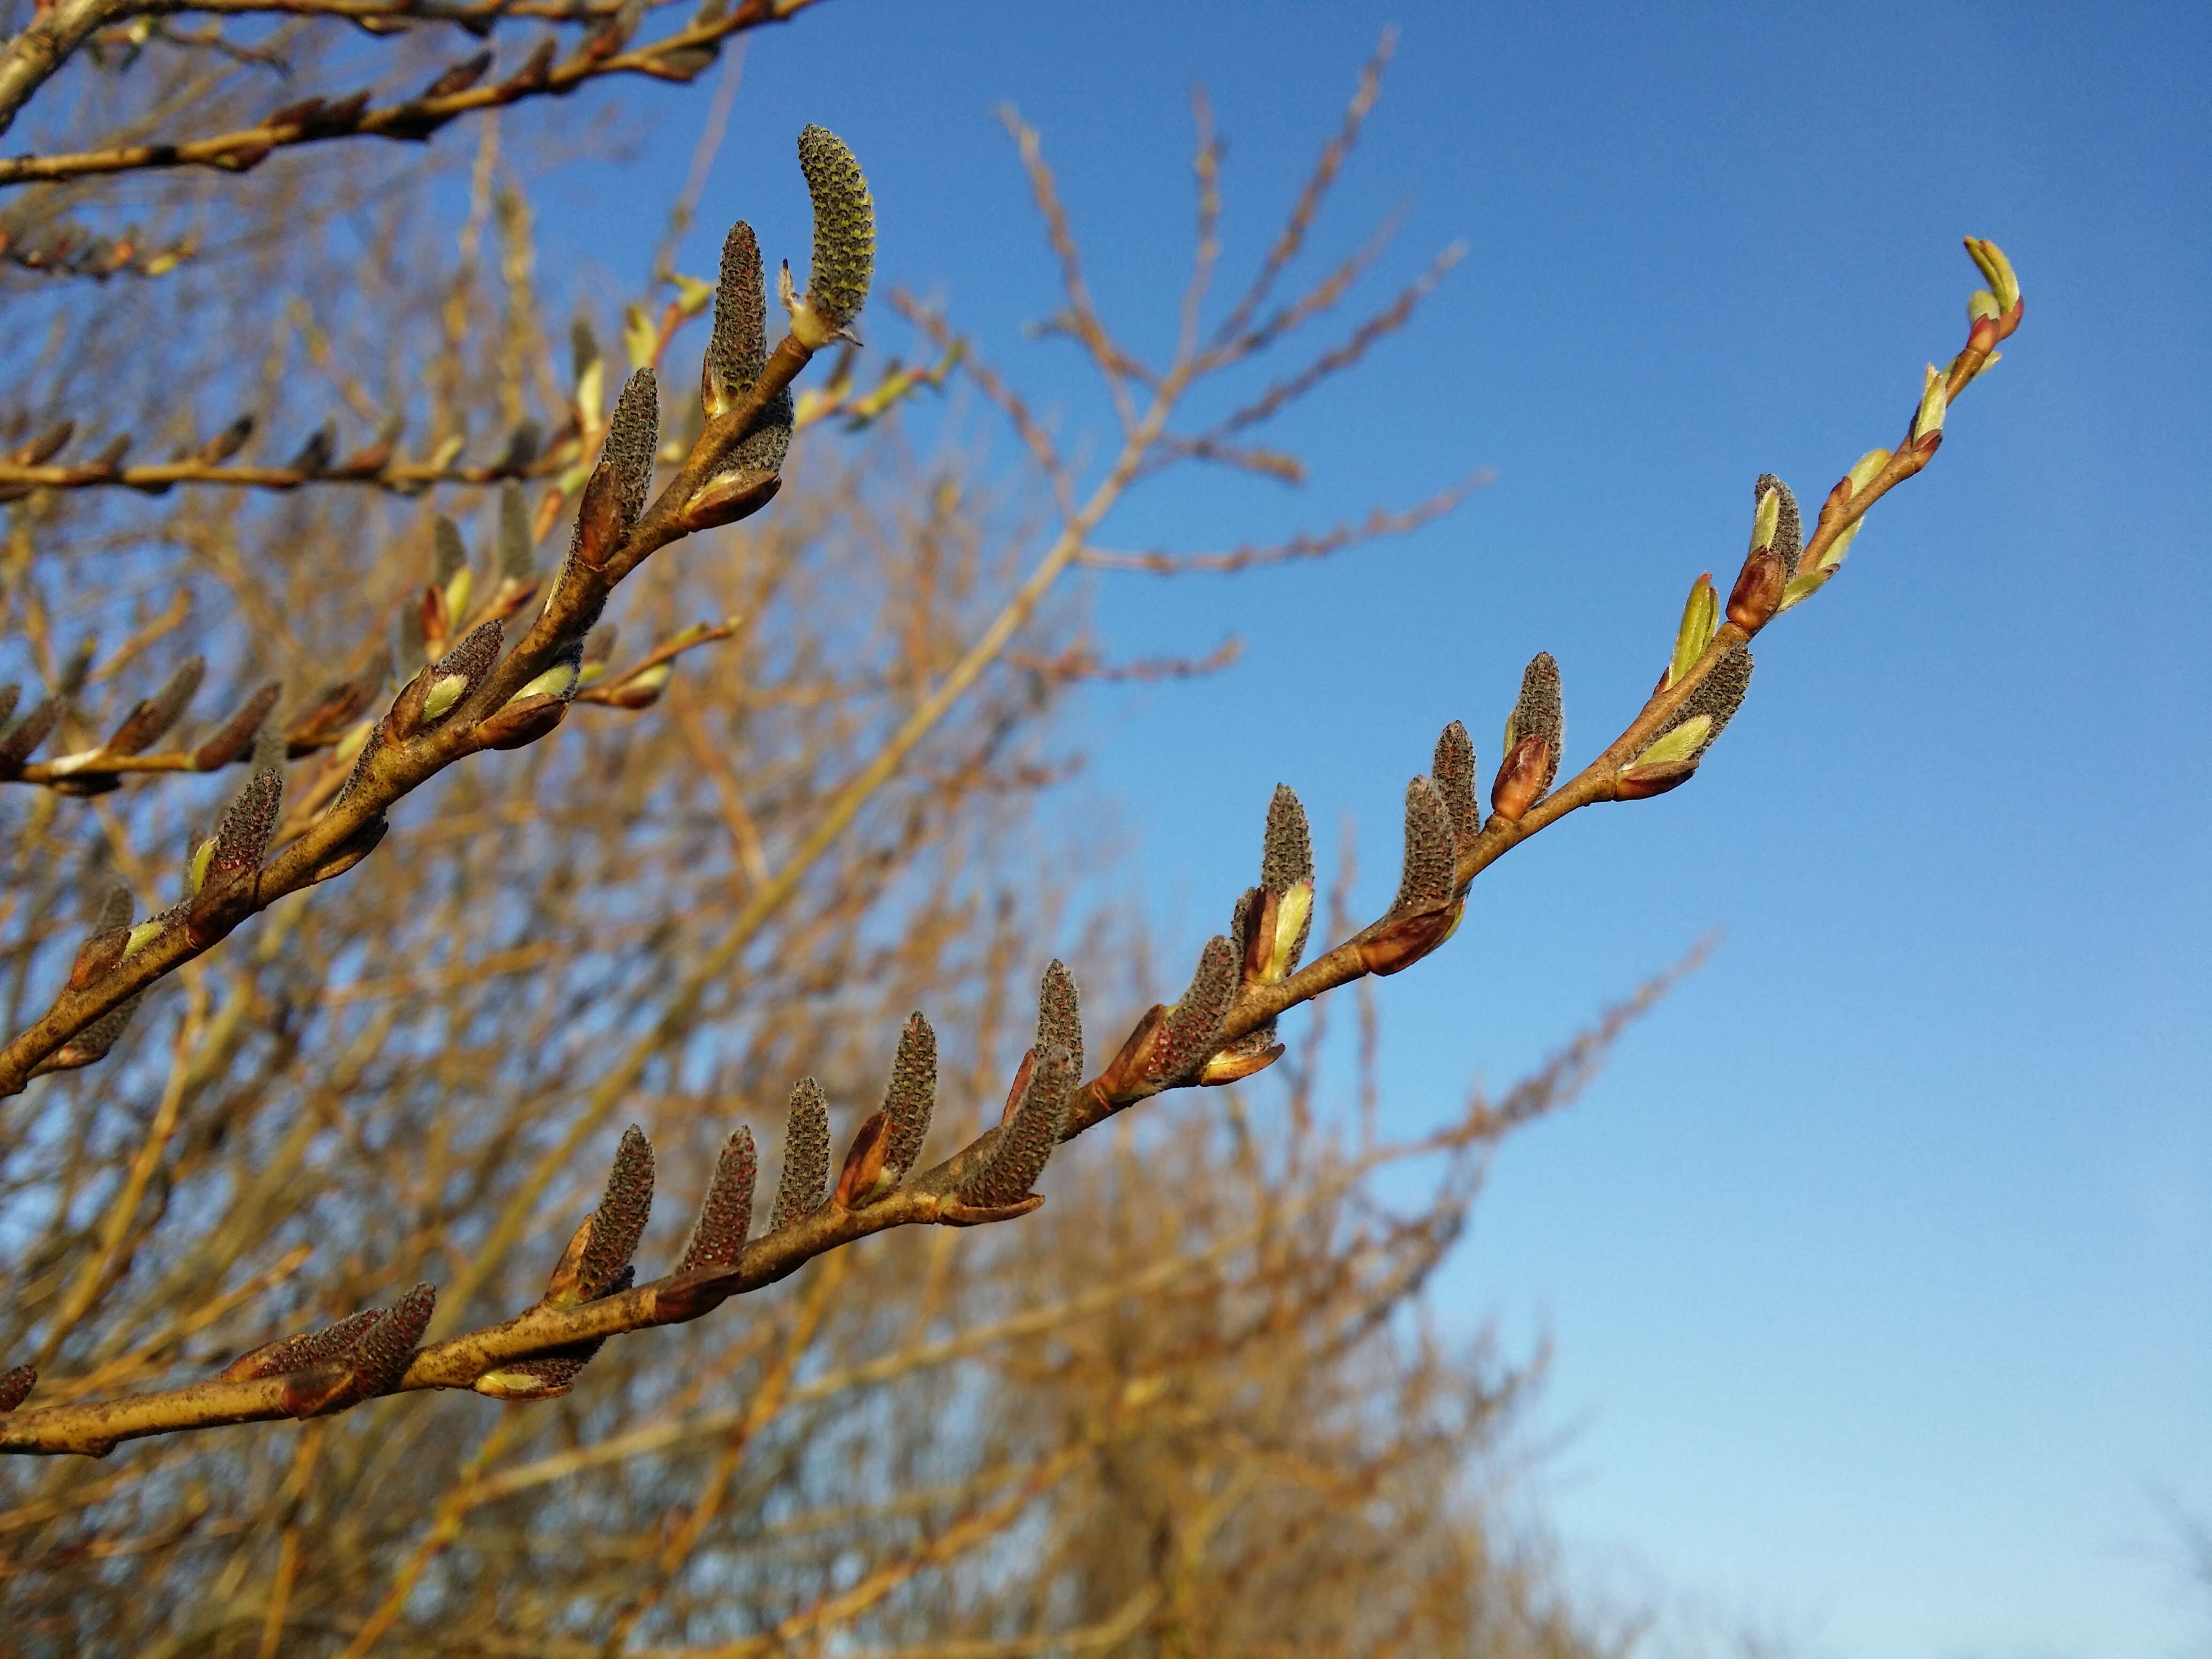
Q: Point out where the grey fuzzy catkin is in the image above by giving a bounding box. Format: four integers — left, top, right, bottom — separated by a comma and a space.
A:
1391, 775, 1457, 915
578, 1125, 655, 1299
772, 1078, 830, 1229
880, 1013, 939, 1174
680, 1127, 757, 1272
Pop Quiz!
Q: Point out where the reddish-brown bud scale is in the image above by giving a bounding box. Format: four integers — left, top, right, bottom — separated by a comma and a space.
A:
17, 421, 72, 465
505, 40, 555, 90
1199, 1036, 1286, 1085
1489, 734, 1551, 822
1728, 549, 1786, 631
308, 817, 387, 885
196, 681, 282, 769
573, 461, 625, 569
610, 678, 672, 712
1094, 1005, 1167, 1103
339, 440, 394, 476
104, 658, 204, 755
1356, 907, 1457, 977
422, 579, 453, 654
997, 1047, 1037, 1127
186, 866, 257, 945
1238, 886, 1279, 982
682, 470, 781, 532
475, 693, 567, 751
541, 1215, 597, 1307
1615, 757, 1699, 799
68, 929, 128, 991
386, 669, 433, 740
832, 1111, 894, 1208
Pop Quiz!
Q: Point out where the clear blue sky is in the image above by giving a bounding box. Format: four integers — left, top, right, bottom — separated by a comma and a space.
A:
529, 4, 2211, 1654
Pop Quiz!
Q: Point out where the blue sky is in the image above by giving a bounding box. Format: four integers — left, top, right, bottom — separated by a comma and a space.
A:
527, 4, 2211, 1654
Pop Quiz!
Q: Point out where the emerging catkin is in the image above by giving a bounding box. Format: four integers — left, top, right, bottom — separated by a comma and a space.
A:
960, 1043, 1072, 1207
105, 657, 204, 755
1391, 775, 1457, 915
350, 1283, 436, 1396
193, 682, 280, 771
679, 1127, 757, 1273
1503, 653, 1564, 797
606, 368, 661, 536
434, 517, 467, 586
705, 221, 769, 416
578, 1125, 655, 1299
880, 1013, 939, 1174
797, 125, 875, 330
208, 767, 283, 879
1755, 474, 1803, 578
1430, 720, 1479, 851
1153, 936, 1239, 1083
229, 1310, 383, 1380
1035, 961, 1083, 1087
1677, 642, 1753, 759
498, 482, 535, 581
772, 1078, 830, 1229
1261, 783, 1313, 895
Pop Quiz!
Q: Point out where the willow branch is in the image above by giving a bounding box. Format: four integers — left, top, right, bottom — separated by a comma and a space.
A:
0, 0, 823, 189
0, 325, 818, 1096
0, 942, 1649, 1459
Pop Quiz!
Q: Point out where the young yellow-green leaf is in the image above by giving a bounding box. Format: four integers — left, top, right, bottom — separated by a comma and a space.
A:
1668, 575, 1718, 689
1964, 237, 2020, 313
1847, 449, 1890, 496
1630, 714, 1710, 772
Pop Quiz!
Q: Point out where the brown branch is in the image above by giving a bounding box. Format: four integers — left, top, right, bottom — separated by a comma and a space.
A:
1205, 28, 1396, 353
1078, 478, 1481, 576
997, 106, 1140, 433
1195, 241, 1465, 446
0, 319, 871, 506
1007, 634, 1242, 685
139, 0, 674, 27
0, 319, 821, 1096
0, 449, 578, 500
0, 93, 2022, 1491
1064, 286, 2027, 1139
0, 218, 198, 281
892, 290, 1073, 517
0, 0, 824, 189
0, 0, 138, 137
0, 938, 1647, 1460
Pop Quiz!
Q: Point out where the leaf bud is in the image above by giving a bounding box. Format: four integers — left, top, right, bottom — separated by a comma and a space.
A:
1728, 549, 1786, 631
1963, 237, 2021, 316
1489, 733, 1550, 823
1912, 364, 1947, 449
